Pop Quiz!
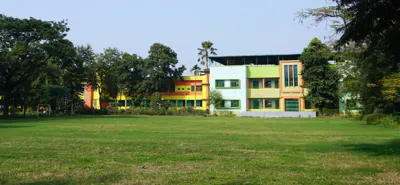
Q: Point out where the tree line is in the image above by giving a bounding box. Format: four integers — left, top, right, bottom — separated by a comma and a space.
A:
0, 14, 186, 117
298, 0, 400, 118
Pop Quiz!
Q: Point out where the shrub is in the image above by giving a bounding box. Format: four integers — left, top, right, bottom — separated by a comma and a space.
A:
379, 115, 399, 128
364, 113, 383, 125
217, 111, 237, 117
364, 112, 399, 128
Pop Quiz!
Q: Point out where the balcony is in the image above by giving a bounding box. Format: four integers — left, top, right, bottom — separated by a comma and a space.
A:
247, 89, 280, 98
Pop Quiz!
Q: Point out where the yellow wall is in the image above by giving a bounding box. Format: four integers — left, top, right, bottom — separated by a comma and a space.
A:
85, 75, 209, 110
247, 89, 280, 98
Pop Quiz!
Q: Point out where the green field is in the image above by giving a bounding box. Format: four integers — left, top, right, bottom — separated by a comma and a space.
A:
0, 116, 399, 185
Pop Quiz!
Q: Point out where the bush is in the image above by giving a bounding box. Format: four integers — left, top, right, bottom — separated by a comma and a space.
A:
379, 115, 399, 128
364, 112, 399, 128
217, 111, 237, 117
364, 113, 383, 125
78, 106, 207, 116
76, 107, 109, 115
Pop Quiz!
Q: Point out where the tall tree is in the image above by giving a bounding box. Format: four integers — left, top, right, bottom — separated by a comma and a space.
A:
86, 48, 122, 109
190, 64, 202, 76
141, 43, 185, 93
301, 38, 339, 115
0, 14, 74, 117
197, 41, 217, 69
63, 45, 93, 114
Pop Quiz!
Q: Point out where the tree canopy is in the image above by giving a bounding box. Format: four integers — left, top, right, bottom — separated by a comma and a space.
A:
0, 14, 75, 116
0, 14, 186, 117
300, 38, 339, 115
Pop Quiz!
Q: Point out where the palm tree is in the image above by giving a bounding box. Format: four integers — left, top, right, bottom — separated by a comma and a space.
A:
190, 64, 202, 76
197, 41, 217, 69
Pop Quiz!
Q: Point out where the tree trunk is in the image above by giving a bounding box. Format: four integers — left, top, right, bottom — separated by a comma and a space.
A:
318, 107, 324, 116
23, 101, 27, 117
71, 99, 74, 115
2, 93, 10, 117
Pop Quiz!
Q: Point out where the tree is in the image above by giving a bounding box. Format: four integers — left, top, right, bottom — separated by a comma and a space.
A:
381, 73, 400, 113
150, 92, 168, 113
141, 43, 186, 93
86, 48, 122, 109
197, 41, 217, 69
0, 14, 74, 117
300, 38, 339, 115
190, 64, 202, 76
334, 0, 400, 59
209, 89, 223, 113
63, 45, 93, 114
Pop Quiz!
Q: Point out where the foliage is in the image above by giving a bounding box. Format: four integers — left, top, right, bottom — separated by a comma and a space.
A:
0, 14, 74, 117
300, 38, 339, 115
381, 73, 400, 111
150, 92, 168, 114
140, 43, 186, 94
332, 0, 400, 114
190, 64, 202, 76
297, 1, 400, 115
364, 112, 399, 128
197, 41, 217, 69
209, 89, 223, 109
296, 5, 352, 30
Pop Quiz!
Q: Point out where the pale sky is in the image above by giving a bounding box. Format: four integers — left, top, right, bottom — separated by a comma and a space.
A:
1, 0, 332, 75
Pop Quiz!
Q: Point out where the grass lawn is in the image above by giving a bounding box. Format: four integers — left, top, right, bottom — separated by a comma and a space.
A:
0, 116, 399, 185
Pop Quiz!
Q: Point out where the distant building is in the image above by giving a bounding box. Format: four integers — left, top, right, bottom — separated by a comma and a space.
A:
82, 53, 352, 116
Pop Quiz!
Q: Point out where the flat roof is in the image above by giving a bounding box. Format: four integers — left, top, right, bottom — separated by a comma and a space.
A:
209, 54, 301, 65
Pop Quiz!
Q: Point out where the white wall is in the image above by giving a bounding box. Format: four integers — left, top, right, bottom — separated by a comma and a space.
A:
209, 66, 247, 112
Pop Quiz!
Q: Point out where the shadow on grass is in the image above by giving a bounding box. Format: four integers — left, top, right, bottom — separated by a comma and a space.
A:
0, 125, 31, 129
343, 139, 400, 156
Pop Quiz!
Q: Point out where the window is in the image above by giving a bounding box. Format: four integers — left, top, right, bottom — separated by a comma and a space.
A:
196, 85, 202, 92
127, 100, 133, 106
294, 65, 298, 86
196, 100, 202, 107
230, 80, 240, 87
252, 80, 260, 89
274, 80, 279, 89
275, 99, 280, 109
219, 100, 240, 108
216, 80, 225, 87
187, 88, 190, 91
284, 66, 289, 87
265, 99, 273, 108
250, 99, 262, 109
177, 100, 185, 107
265, 99, 279, 109
265, 80, 272, 88
191, 86, 195, 92
169, 100, 176, 107
231, 100, 240, 107
215, 80, 240, 88
305, 100, 312, 109
284, 65, 299, 87
187, 100, 194, 107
